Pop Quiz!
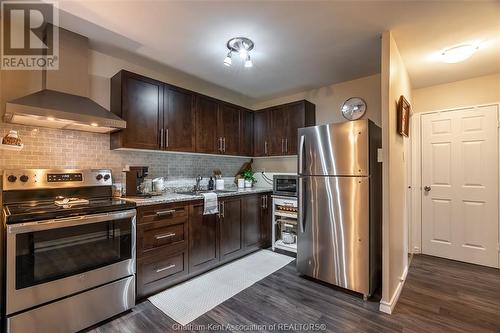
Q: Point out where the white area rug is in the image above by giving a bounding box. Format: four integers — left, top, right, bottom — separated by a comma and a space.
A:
148, 250, 294, 325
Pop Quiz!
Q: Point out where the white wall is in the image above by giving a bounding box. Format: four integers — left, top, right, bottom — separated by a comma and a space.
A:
412, 72, 500, 113
88, 49, 255, 110
252, 74, 381, 173
380, 31, 412, 314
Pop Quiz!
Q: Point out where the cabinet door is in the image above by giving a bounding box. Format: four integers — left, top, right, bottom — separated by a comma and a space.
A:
242, 194, 261, 251
254, 111, 268, 156
260, 194, 272, 248
239, 109, 254, 156
122, 75, 162, 149
164, 86, 195, 152
284, 102, 306, 155
218, 104, 240, 155
219, 197, 243, 261
195, 95, 219, 154
188, 203, 219, 273
268, 106, 288, 156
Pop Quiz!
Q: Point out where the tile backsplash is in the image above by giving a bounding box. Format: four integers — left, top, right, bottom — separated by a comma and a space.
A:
0, 123, 250, 181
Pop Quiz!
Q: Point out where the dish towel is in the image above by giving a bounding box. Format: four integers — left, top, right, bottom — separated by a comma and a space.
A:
202, 192, 218, 215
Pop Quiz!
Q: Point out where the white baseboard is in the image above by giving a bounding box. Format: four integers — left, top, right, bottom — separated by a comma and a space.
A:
412, 246, 421, 254
379, 265, 409, 314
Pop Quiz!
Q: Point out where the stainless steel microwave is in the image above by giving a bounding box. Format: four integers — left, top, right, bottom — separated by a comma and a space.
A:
273, 175, 298, 197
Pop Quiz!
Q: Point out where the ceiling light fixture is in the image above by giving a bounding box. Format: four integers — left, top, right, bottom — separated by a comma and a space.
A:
223, 52, 232, 67
224, 37, 254, 68
244, 54, 253, 68
441, 44, 479, 63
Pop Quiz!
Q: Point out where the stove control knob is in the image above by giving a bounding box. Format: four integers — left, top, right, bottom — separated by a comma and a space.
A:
20, 175, 29, 182
7, 175, 17, 182
103, 174, 111, 181
96, 174, 103, 181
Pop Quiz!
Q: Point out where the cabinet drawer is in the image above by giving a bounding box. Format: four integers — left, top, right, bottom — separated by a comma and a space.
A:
142, 223, 185, 251
140, 251, 186, 285
138, 204, 188, 224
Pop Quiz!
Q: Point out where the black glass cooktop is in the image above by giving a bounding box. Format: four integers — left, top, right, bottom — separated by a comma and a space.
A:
4, 198, 136, 224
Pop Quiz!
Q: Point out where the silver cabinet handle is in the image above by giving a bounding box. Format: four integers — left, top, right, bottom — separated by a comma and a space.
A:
223, 137, 226, 153
261, 196, 266, 208
264, 141, 268, 155
285, 138, 288, 153
156, 209, 176, 217
218, 137, 223, 153
160, 129, 164, 148
424, 186, 431, 192
155, 232, 176, 240
281, 138, 284, 153
166, 129, 169, 148
218, 201, 225, 219
156, 264, 175, 273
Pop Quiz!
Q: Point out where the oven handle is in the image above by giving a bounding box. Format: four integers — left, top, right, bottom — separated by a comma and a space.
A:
7, 209, 137, 234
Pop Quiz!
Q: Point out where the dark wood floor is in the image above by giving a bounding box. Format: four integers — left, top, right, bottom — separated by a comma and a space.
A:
86, 255, 500, 333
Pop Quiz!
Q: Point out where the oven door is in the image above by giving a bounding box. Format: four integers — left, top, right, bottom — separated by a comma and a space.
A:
6, 209, 136, 315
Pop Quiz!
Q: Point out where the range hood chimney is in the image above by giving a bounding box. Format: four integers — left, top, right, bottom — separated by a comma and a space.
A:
4, 29, 126, 133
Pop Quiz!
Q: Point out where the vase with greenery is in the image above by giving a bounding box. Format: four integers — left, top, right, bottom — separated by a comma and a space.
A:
242, 169, 256, 188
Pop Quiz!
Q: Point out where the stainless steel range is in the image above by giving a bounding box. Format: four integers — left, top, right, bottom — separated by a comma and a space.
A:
1, 169, 137, 333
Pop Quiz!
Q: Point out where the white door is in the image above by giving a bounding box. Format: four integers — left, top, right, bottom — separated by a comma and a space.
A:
421, 105, 499, 268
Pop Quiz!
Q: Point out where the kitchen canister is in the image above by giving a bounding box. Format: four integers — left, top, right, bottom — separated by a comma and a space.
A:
215, 179, 225, 190
237, 178, 245, 188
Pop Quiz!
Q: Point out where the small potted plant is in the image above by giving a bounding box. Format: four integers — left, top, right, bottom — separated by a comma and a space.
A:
242, 169, 256, 188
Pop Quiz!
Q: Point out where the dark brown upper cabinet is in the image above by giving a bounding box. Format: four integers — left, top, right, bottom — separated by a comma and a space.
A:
239, 109, 254, 157
110, 70, 315, 157
194, 96, 242, 156
253, 110, 268, 157
194, 94, 219, 154
110, 70, 163, 150
217, 103, 240, 155
163, 85, 195, 152
253, 100, 315, 156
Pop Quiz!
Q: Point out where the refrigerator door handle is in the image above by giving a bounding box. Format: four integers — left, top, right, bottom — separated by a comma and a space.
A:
298, 135, 305, 175
298, 176, 306, 232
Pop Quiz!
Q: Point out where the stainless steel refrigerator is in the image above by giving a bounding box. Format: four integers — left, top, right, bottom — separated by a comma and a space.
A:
297, 119, 382, 298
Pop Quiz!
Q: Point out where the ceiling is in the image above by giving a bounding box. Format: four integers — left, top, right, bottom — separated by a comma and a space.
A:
54, 1, 500, 101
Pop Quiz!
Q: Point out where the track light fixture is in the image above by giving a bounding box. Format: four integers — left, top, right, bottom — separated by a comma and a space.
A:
223, 37, 254, 68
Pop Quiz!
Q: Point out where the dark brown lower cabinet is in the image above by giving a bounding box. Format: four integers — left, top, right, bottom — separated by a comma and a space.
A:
260, 194, 272, 248
136, 203, 189, 298
188, 203, 219, 274
219, 197, 243, 262
136, 192, 272, 299
242, 194, 262, 250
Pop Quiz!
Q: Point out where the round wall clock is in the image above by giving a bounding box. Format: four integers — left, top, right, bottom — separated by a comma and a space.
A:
341, 97, 367, 121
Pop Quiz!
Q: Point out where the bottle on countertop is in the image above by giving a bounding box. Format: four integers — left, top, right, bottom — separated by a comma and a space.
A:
208, 177, 214, 191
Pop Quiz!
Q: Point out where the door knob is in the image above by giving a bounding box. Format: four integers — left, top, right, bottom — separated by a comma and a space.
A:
424, 186, 431, 192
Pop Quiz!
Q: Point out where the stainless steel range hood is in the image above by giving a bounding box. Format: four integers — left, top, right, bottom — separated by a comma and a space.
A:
5, 90, 126, 133
3, 29, 126, 133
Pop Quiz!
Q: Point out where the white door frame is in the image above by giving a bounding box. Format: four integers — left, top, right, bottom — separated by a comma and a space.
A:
410, 103, 500, 258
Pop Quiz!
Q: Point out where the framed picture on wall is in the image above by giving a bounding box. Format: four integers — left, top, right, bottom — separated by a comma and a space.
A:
397, 95, 411, 137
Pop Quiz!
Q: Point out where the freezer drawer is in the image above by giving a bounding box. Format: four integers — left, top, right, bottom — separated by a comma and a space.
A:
297, 176, 370, 295
298, 120, 369, 176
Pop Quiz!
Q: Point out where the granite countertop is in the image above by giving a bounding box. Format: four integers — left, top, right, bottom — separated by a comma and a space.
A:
121, 187, 273, 207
